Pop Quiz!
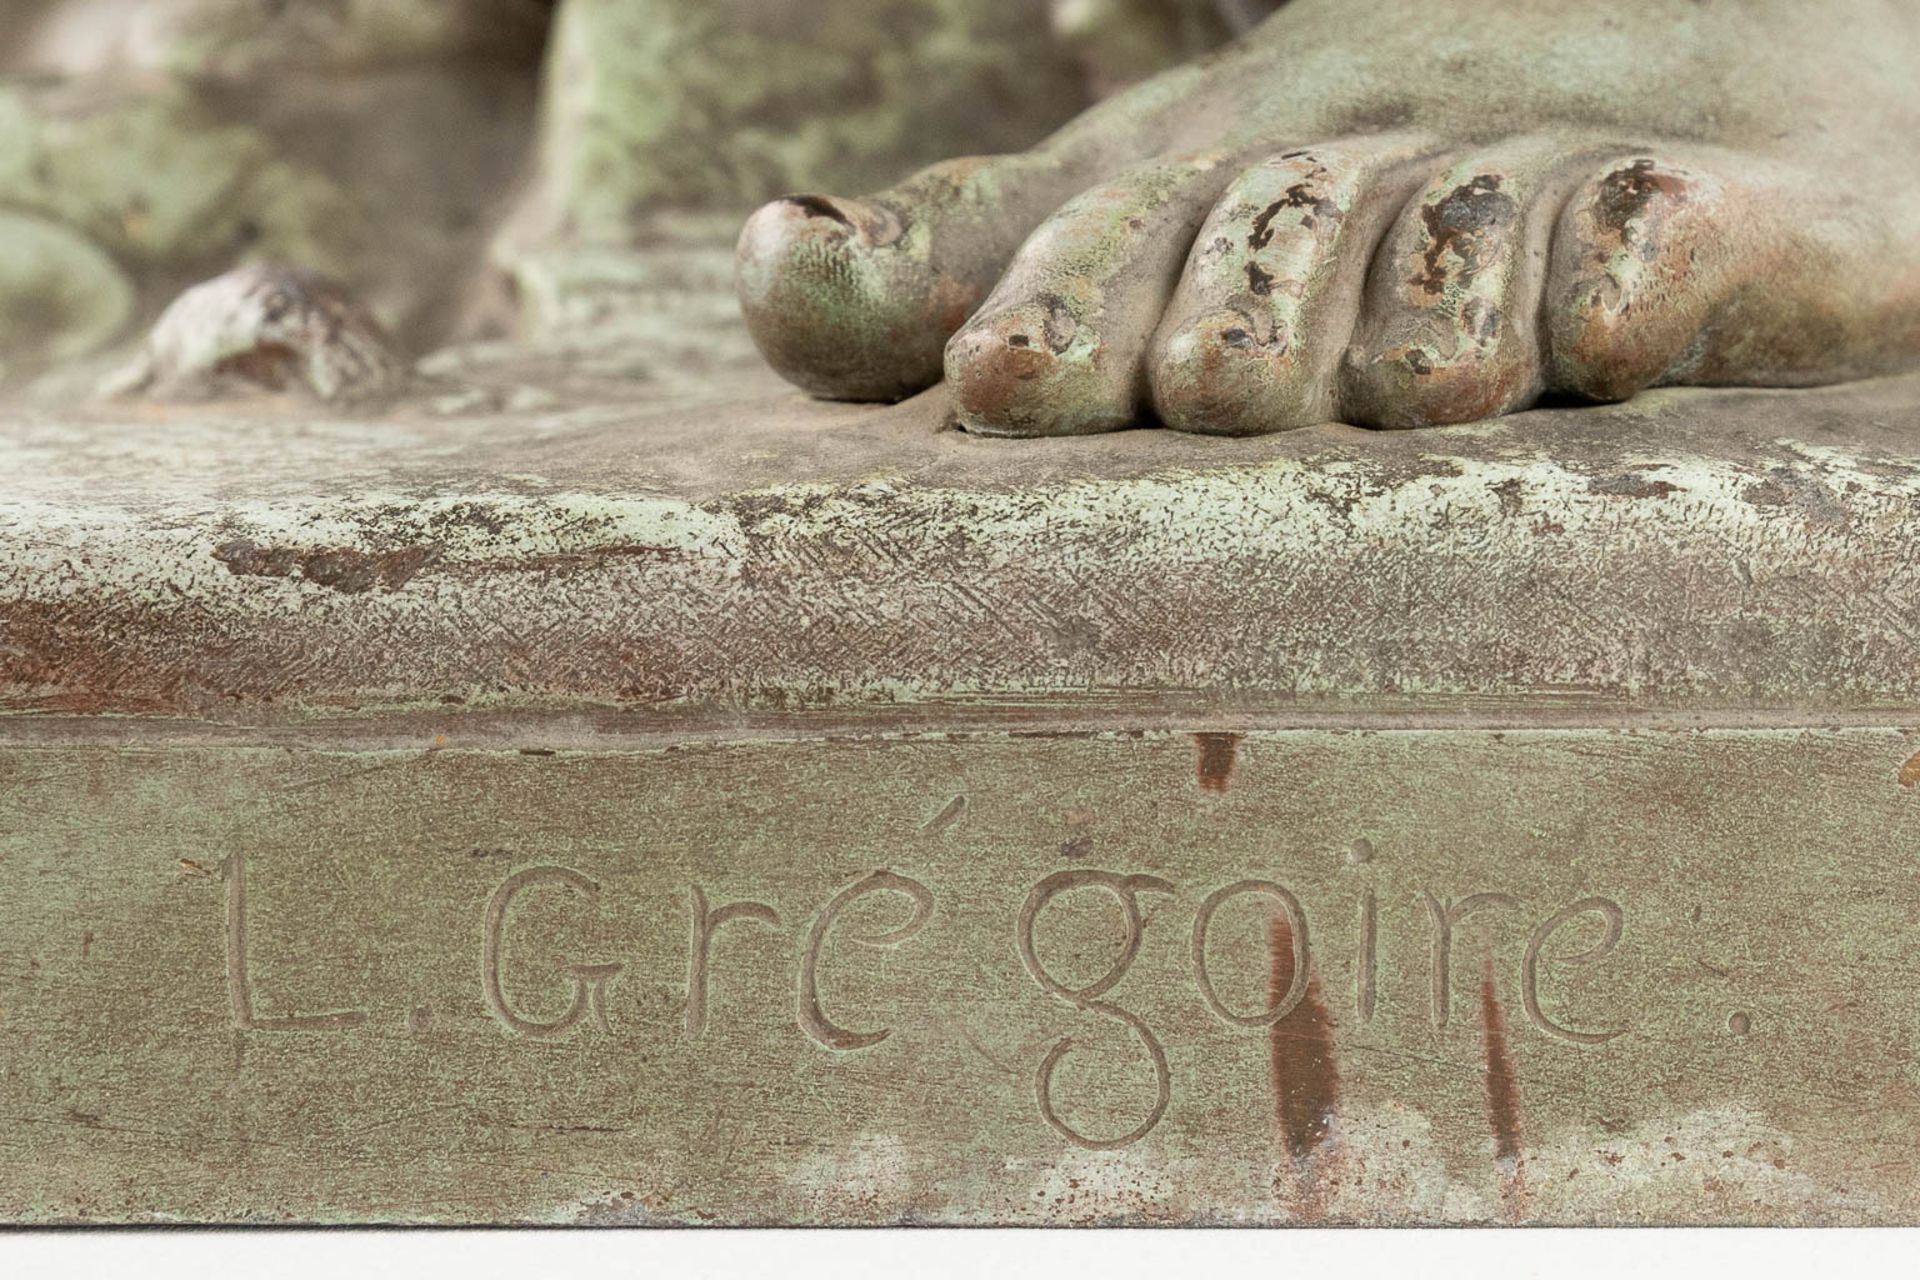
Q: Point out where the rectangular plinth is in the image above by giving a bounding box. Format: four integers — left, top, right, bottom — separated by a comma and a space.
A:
7, 375, 1920, 1224
3, 726, 1917, 1225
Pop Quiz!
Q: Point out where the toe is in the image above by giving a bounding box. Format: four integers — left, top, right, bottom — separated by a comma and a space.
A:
1148, 136, 1436, 435
944, 300, 1089, 436
1549, 152, 1920, 395
736, 55, 1223, 407
735, 154, 1089, 402
946, 153, 1241, 436
1545, 157, 1731, 400
1343, 146, 1586, 429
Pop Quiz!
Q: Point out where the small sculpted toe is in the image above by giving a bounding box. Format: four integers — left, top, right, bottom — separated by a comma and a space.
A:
1547, 158, 1719, 402
948, 153, 1241, 436
1151, 139, 1438, 434
947, 301, 1119, 437
1343, 152, 1573, 428
1150, 308, 1293, 435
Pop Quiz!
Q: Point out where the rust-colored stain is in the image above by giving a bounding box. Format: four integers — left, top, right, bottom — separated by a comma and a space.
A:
213, 538, 441, 595
1194, 732, 1242, 792
1413, 173, 1515, 296
1480, 956, 1523, 1162
1899, 750, 1920, 788
947, 319, 1060, 428
1592, 158, 1689, 240
1589, 473, 1682, 500
1269, 912, 1339, 1161
0, 598, 186, 716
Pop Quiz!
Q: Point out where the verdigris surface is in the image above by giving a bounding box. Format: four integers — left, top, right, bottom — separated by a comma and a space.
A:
3, 363, 1920, 1223
0, 0, 1188, 395
7, 370, 1920, 719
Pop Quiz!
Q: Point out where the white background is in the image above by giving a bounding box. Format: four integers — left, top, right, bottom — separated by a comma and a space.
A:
0, 1229, 1906, 1279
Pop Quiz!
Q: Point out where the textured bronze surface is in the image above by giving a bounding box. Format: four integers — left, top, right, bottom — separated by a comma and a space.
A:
5, 375, 1920, 725
3, 729, 1919, 1224
3, 377, 1920, 1223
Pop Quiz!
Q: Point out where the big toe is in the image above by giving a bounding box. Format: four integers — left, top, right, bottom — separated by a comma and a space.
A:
735, 192, 942, 402
736, 153, 1101, 403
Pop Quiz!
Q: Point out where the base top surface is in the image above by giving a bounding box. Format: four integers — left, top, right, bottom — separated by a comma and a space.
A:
3, 374, 1920, 729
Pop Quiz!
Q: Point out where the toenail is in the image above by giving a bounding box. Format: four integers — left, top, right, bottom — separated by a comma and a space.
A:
781, 195, 856, 230
1008, 334, 1031, 348
771, 195, 904, 248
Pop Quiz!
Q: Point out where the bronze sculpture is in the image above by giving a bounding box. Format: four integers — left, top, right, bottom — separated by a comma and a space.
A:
3, 0, 1920, 1229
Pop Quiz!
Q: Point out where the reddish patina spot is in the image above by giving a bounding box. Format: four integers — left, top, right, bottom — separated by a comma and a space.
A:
1899, 750, 1920, 788
1413, 174, 1515, 296
214, 538, 441, 595
1593, 159, 1689, 242
1269, 912, 1340, 1160
1480, 957, 1523, 1161
1194, 732, 1241, 792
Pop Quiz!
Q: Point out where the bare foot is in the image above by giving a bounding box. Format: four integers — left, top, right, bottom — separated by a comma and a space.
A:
737, 0, 1920, 434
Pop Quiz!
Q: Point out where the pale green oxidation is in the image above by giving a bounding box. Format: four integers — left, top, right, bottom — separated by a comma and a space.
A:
4, 371, 1920, 721
0, 85, 353, 274
0, 81, 360, 388
0, 211, 132, 366
522, 0, 1088, 246
1, 323, 1920, 1228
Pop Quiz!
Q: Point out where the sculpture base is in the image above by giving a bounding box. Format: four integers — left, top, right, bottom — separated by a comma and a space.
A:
4, 371, 1920, 1224
3, 728, 1917, 1225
